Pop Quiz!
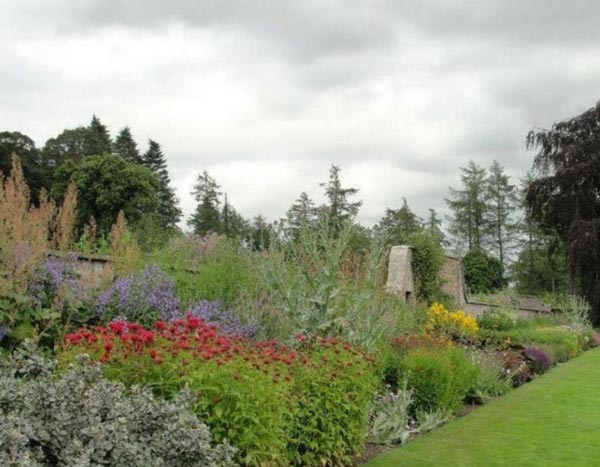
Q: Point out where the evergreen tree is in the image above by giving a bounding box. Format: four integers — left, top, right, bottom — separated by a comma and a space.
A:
445, 161, 488, 253
84, 115, 112, 156
142, 140, 182, 229
188, 171, 222, 236
375, 198, 422, 245
285, 191, 317, 238
426, 208, 446, 246
113, 127, 142, 164
221, 194, 249, 239
250, 215, 272, 251
320, 165, 362, 230
484, 160, 518, 266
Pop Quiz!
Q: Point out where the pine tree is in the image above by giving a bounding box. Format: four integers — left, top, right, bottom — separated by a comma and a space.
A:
142, 140, 182, 229
221, 194, 249, 239
250, 215, 272, 251
484, 160, 518, 266
426, 208, 446, 246
188, 171, 222, 236
320, 165, 362, 230
445, 161, 488, 253
285, 192, 317, 238
113, 127, 142, 164
84, 115, 112, 156
375, 198, 422, 245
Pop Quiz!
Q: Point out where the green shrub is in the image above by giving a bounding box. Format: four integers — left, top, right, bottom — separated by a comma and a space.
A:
400, 346, 479, 413
463, 249, 507, 294
1, 343, 236, 467
477, 308, 518, 331
468, 351, 512, 403
481, 326, 584, 358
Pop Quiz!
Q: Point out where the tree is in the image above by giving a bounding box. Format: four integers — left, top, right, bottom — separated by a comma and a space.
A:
445, 161, 488, 253
484, 160, 519, 266
142, 140, 182, 229
320, 165, 362, 231
285, 192, 317, 239
526, 101, 600, 322
84, 115, 112, 157
0, 131, 48, 200
250, 215, 272, 251
113, 127, 142, 164
513, 173, 567, 295
42, 127, 90, 166
51, 154, 159, 235
374, 198, 422, 245
426, 208, 446, 246
221, 194, 249, 239
188, 171, 222, 236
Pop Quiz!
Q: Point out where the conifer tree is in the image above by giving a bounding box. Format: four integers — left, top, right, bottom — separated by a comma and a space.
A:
188, 171, 222, 236
221, 194, 249, 239
320, 165, 362, 231
113, 127, 142, 164
84, 115, 112, 156
285, 191, 317, 238
484, 160, 518, 266
426, 208, 446, 246
142, 140, 182, 229
375, 198, 422, 245
445, 161, 488, 253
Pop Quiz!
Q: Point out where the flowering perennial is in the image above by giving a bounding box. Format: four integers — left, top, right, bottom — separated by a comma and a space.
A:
425, 302, 479, 338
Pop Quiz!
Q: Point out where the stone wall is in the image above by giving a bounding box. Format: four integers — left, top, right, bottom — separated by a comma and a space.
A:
386, 245, 552, 318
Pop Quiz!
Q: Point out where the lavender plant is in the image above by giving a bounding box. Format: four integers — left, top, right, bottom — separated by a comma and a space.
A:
185, 300, 260, 338
96, 265, 180, 323
523, 346, 552, 374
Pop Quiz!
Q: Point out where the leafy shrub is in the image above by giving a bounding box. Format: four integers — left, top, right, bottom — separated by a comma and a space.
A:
0, 342, 236, 467
425, 303, 479, 339
523, 346, 552, 374
61, 318, 376, 467
409, 231, 446, 303
477, 308, 518, 331
468, 351, 512, 403
96, 265, 180, 323
399, 345, 479, 413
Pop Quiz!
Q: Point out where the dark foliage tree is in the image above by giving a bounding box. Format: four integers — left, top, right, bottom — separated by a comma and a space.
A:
320, 165, 362, 231
445, 161, 488, 253
463, 249, 507, 294
0, 131, 48, 200
51, 154, 159, 235
513, 173, 567, 295
142, 140, 182, 229
188, 171, 222, 236
526, 102, 600, 322
84, 115, 112, 157
114, 127, 142, 164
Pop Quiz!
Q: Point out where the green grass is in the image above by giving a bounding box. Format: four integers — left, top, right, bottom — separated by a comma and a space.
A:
364, 347, 600, 467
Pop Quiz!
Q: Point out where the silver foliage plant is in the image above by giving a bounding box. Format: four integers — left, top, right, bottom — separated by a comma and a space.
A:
0, 342, 237, 467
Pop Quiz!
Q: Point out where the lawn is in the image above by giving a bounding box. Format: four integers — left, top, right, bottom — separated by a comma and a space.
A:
365, 347, 600, 467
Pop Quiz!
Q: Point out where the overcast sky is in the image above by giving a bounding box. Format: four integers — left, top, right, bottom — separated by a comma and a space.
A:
2, 1, 599, 228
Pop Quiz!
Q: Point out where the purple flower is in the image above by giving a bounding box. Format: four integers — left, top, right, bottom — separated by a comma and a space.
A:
523, 346, 552, 374
0, 324, 9, 341
28, 254, 86, 308
96, 265, 180, 323
185, 300, 260, 338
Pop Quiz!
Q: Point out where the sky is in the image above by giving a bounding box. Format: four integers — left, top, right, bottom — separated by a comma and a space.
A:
2, 0, 600, 228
